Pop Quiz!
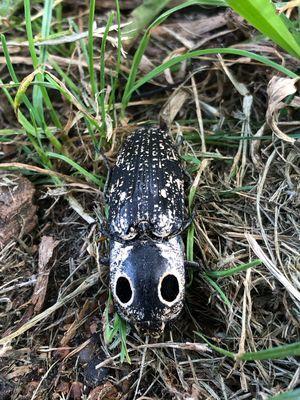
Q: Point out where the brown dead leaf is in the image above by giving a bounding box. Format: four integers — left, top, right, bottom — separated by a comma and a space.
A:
6, 365, 32, 380
3, 236, 58, 337
32, 236, 59, 313
159, 88, 189, 126
56, 381, 70, 395
151, 13, 227, 45
0, 143, 16, 159
22, 381, 39, 397
38, 236, 59, 271
0, 171, 37, 247
266, 76, 298, 144
60, 299, 95, 347
70, 381, 83, 400
88, 382, 121, 400
250, 123, 266, 170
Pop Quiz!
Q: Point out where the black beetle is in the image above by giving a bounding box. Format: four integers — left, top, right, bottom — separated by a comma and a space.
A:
105, 126, 190, 336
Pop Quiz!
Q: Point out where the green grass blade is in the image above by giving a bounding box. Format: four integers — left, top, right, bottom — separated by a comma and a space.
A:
46, 152, 103, 186
270, 389, 300, 400
104, 294, 119, 344
119, 315, 131, 364
121, 0, 226, 111
24, 0, 61, 129
99, 11, 114, 135
50, 59, 81, 95
103, 297, 130, 364
13, 69, 62, 151
33, 0, 54, 118
44, 72, 101, 130
14, 68, 40, 109
88, 0, 97, 98
55, 1, 62, 32
203, 275, 232, 307
39, 0, 54, 64
186, 223, 195, 262
0, 127, 57, 138
108, 0, 122, 121
123, 0, 225, 43
0, 33, 41, 122
226, 0, 300, 59
0, 77, 14, 107
17, 110, 38, 137
206, 259, 261, 279
24, 0, 38, 69
66, 20, 98, 150
22, 5, 41, 121
1, 34, 19, 82
195, 332, 235, 358
237, 342, 300, 361
122, 0, 172, 43
124, 48, 298, 106
0, 0, 23, 19
195, 332, 300, 361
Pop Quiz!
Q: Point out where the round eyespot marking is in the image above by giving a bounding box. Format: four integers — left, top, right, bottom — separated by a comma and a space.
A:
159, 273, 180, 304
115, 276, 133, 305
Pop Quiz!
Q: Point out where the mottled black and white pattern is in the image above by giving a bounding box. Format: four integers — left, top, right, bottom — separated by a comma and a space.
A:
107, 126, 185, 240
107, 126, 187, 336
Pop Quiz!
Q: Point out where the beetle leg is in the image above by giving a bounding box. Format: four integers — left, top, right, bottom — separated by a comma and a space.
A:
103, 174, 111, 201
184, 260, 201, 269
182, 213, 194, 231
98, 149, 111, 200
99, 148, 111, 172
99, 225, 127, 244
183, 169, 193, 187
99, 224, 110, 238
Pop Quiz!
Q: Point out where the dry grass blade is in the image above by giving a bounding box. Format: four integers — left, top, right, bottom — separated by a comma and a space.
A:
278, 0, 300, 14
0, 273, 99, 347
67, 195, 96, 224
266, 76, 298, 144
0, 162, 101, 192
31, 236, 59, 314
159, 88, 189, 126
246, 233, 300, 305
1, 1, 300, 398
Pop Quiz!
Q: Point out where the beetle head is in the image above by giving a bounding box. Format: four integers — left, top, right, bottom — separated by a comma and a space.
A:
110, 236, 185, 337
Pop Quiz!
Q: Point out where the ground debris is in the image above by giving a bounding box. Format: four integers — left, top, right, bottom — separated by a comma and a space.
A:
70, 381, 83, 400
0, 1, 299, 399
0, 172, 37, 247
87, 382, 122, 400
0, 375, 14, 400
266, 76, 298, 143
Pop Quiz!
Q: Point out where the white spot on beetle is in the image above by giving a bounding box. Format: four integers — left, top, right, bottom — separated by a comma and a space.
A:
110, 241, 133, 270
120, 191, 126, 201
160, 189, 167, 198
175, 179, 182, 190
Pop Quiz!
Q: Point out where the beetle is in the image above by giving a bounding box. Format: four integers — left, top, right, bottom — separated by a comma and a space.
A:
105, 126, 190, 336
